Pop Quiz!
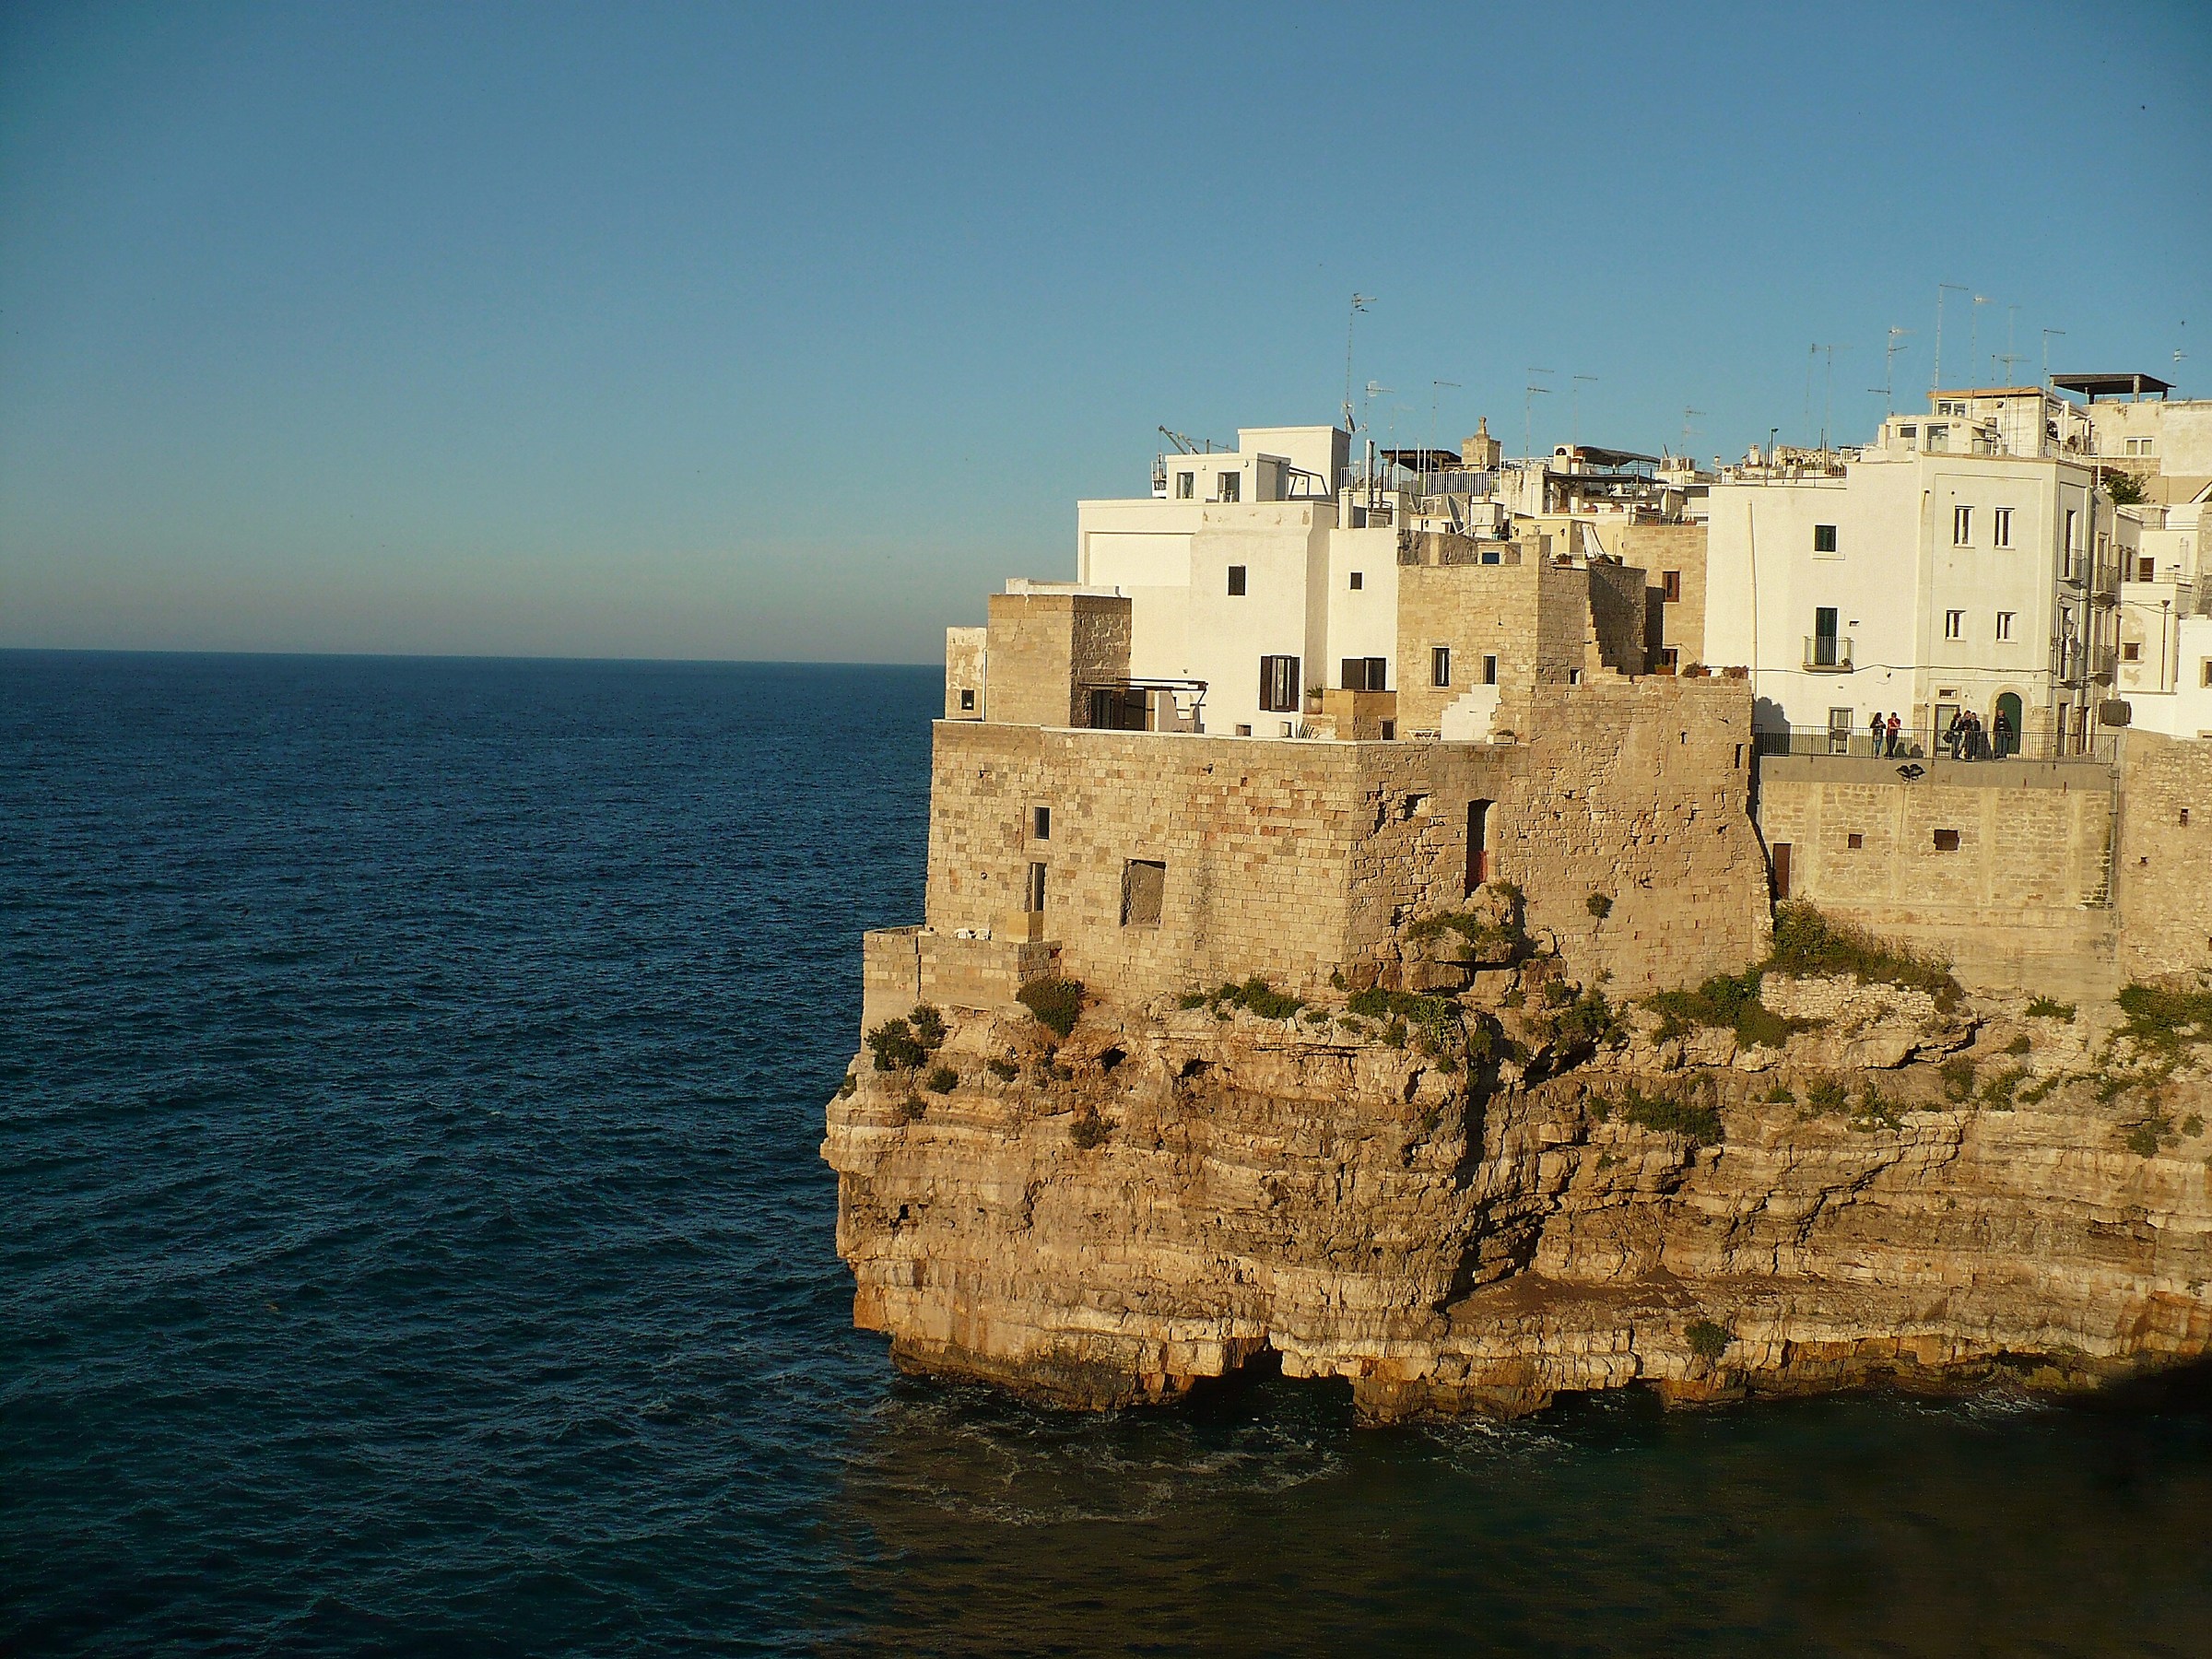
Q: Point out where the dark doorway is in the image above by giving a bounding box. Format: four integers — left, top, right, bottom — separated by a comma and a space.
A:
1465, 800, 1492, 896
1994, 691, 2022, 758
1771, 842, 1792, 900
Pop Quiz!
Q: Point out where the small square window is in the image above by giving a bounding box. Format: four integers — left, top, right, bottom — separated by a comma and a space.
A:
1812, 524, 1838, 554
1175, 471, 1194, 500
2123, 641, 2142, 663
959, 688, 976, 711
1227, 565, 1247, 595
2180, 808, 2190, 827
1380, 720, 1396, 740
1662, 570, 1682, 601
1847, 832, 1864, 849
1482, 654, 1498, 686
2202, 660, 2212, 688
1032, 806, 1050, 840
1234, 724, 1252, 736
1349, 571, 1364, 590
1996, 611, 2014, 641
1933, 829, 1960, 852
1945, 610, 1963, 641
1218, 471, 1241, 502
1659, 647, 1680, 673
2137, 557, 2156, 582
1430, 646, 1452, 688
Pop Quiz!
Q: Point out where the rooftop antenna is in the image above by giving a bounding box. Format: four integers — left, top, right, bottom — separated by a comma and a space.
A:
1679, 406, 1704, 461
1994, 349, 2030, 385
1427, 379, 1461, 495
1571, 373, 1597, 446
1816, 343, 1850, 453
1969, 295, 1994, 387
1872, 327, 1913, 413
1158, 426, 1199, 455
2003, 303, 2020, 384
1804, 343, 1818, 439
1341, 294, 1374, 431
1523, 369, 1554, 466
2041, 327, 2065, 386
1934, 283, 1970, 391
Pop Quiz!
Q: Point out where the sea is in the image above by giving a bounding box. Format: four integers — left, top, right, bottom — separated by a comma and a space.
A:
4, 650, 2209, 1657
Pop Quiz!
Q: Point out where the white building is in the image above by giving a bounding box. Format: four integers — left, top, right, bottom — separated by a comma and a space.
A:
2115, 483, 2212, 739
2054, 372, 2212, 478
1704, 430, 2115, 755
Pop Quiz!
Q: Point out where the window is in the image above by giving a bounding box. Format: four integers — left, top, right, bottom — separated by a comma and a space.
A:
959, 688, 976, 711
1659, 647, 1680, 673
1996, 611, 2014, 641
1812, 524, 1839, 555
1234, 724, 1252, 736
2137, 557, 2156, 582
1933, 830, 1960, 852
1259, 654, 1300, 712
1348, 571, 1364, 590
2180, 808, 2191, 827
1946, 610, 1964, 641
1025, 862, 1047, 912
2124, 437, 2156, 456
1847, 833, 1864, 849
1465, 800, 1492, 894
2123, 641, 2142, 663
1120, 859, 1165, 928
1953, 505, 1972, 545
1899, 424, 1918, 446
1342, 657, 1386, 691
1218, 470, 1241, 502
1175, 471, 1194, 500
1993, 508, 2012, 547
1380, 720, 1396, 740
1937, 400, 1968, 417
1032, 806, 1050, 840
2202, 660, 2212, 688
1662, 569, 1682, 602
1227, 564, 1246, 596
2065, 508, 2079, 553
1927, 423, 1949, 448
1430, 646, 1452, 687
1482, 654, 1499, 686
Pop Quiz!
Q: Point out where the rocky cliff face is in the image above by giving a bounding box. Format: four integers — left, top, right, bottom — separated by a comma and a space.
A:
824, 969, 2212, 1419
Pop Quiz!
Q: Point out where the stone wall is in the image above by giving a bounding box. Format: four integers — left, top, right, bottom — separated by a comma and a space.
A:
1395, 555, 1615, 736
1583, 559, 1653, 678
863, 925, 1061, 1037
1755, 756, 2120, 999
916, 677, 1768, 1005
1618, 524, 1709, 667
982, 593, 1133, 729
2114, 732, 2212, 985
944, 627, 985, 720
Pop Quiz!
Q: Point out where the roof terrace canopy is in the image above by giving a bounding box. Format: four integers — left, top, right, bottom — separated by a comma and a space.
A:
2052, 371, 2172, 401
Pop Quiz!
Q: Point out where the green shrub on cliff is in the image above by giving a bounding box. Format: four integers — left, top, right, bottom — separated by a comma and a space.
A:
2026, 996, 2077, 1022
1018, 977, 1086, 1038
1616, 1086, 1723, 1147
1686, 1319, 1730, 1363
1647, 968, 1806, 1052
1069, 1106, 1106, 1149
866, 1018, 927, 1072
1941, 1058, 1977, 1102
2115, 982, 2212, 1054
1769, 902, 1962, 1012
924, 1065, 959, 1094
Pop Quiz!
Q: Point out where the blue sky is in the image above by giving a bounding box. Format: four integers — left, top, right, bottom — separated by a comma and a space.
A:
3, 1, 2206, 663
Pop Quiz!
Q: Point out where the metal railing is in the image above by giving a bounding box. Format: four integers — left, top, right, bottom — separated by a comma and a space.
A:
1802, 635, 1853, 671
1752, 724, 2121, 766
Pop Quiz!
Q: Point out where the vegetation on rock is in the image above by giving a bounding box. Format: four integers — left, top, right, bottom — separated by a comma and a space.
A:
1018, 978, 1086, 1038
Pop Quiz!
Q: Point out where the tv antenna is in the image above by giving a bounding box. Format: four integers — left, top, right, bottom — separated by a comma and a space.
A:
1679, 406, 1704, 460
2002, 302, 2020, 384
1341, 294, 1374, 430
1427, 379, 1461, 492
1934, 283, 1970, 391
1969, 295, 1994, 387
1523, 370, 1554, 465
2041, 327, 2065, 385
1571, 373, 1598, 446
1871, 327, 1912, 413
1815, 343, 1850, 452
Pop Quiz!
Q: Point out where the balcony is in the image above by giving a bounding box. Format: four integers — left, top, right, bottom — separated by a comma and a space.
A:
1802, 635, 1853, 672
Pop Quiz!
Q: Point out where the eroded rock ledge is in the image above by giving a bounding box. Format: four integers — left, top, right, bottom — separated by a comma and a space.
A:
823, 971, 2212, 1419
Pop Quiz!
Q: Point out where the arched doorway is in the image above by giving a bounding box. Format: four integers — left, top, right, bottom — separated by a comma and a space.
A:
1994, 691, 2023, 758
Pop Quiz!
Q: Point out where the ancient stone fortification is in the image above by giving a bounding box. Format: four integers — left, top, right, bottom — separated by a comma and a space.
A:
827, 967, 2212, 1418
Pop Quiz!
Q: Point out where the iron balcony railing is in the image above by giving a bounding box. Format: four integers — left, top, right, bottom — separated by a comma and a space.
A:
1752, 724, 2121, 766
1802, 635, 1853, 671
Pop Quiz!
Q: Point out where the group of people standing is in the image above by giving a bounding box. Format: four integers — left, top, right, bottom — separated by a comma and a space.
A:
1942, 707, 2011, 761
1864, 707, 2016, 760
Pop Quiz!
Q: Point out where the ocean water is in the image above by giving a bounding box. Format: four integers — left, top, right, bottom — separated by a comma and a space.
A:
4, 651, 2209, 1657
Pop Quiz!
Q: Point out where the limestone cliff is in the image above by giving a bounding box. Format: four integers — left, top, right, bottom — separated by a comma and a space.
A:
824, 969, 2212, 1418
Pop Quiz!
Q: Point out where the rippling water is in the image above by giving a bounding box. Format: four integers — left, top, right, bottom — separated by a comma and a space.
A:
5, 651, 2209, 1656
